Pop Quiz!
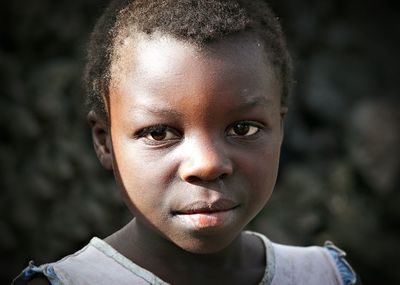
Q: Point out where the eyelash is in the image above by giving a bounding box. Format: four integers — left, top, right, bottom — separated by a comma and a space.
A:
227, 121, 263, 137
134, 121, 263, 144
134, 125, 181, 143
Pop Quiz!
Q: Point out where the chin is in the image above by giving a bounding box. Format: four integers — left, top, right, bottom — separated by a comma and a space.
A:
173, 231, 241, 255
181, 243, 231, 255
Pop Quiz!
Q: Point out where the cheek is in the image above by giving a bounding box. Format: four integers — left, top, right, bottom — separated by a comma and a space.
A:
111, 140, 149, 204
112, 140, 175, 207
241, 140, 282, 204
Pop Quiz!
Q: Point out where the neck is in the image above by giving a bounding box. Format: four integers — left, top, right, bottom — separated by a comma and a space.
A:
106, 218, 263, 283
133, 218, 245, 269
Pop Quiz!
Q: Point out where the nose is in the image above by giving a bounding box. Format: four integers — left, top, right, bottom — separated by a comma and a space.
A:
179, 136, 233, 183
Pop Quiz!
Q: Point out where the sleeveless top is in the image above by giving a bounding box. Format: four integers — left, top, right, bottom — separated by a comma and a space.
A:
13, 231, 357, 285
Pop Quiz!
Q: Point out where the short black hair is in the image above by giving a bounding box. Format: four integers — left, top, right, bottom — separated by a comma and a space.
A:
84, 0, 293, 120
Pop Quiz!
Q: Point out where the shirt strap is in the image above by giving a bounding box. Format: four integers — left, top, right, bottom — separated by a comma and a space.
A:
324, 241, 357, 285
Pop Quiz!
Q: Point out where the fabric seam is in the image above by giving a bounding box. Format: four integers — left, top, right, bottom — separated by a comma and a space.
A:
243, 231, 275, 285
90, 237, 170, 285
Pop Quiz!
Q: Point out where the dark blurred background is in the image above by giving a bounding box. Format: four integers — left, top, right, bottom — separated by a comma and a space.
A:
1, 0, 399, 284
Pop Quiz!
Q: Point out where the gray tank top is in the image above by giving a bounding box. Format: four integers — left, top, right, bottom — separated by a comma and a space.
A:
13, 231, 356, 285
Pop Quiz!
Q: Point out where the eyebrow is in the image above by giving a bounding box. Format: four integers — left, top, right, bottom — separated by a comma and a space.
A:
228, 96, 273, 114
134, 105, 182, 118
132, 96, 272, 117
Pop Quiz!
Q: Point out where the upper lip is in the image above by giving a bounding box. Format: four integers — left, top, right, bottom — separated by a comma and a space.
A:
173, 199, 239, 215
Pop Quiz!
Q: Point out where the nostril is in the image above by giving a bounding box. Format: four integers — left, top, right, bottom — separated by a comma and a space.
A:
185, 173, 228, 183
217, 173, 228, 180
219, 173, 228, 180
186, 176, 199, 183
179, 148, 233, 182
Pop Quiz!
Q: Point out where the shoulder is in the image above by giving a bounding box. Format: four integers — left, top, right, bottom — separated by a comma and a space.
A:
245, 231, 359, 285
13, 237, 164, 285
271, 240, 358, 285
14, 238, 115, 285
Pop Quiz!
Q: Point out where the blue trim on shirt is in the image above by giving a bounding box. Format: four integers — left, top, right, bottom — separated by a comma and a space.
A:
12, 260, 61, 285
325, 241, 357, 285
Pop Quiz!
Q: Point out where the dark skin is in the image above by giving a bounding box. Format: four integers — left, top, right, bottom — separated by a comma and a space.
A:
89, 33, 285, 284
27, 33, 364, 285
104, 221, 266, 284
88, 33, 285, 284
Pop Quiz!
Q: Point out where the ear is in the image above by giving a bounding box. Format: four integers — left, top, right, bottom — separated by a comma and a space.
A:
87, 110, 113, 170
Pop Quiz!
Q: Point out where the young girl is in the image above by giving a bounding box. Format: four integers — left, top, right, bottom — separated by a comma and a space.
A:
14, 0, 359, 284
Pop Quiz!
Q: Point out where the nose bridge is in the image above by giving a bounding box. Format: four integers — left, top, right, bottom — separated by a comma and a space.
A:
179, 132, 233, 182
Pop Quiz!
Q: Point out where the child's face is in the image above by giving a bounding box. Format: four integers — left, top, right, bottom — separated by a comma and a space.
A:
107, 33, 285, 253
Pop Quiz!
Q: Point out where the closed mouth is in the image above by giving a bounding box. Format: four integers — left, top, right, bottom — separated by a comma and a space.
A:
172, 199, 239, 215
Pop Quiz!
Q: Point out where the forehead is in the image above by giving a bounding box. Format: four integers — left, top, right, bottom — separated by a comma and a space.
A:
111, 32, 278, 84
109, 32, 281, 112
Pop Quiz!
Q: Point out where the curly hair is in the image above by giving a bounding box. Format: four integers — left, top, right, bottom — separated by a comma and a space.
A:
84, 0, 293, 120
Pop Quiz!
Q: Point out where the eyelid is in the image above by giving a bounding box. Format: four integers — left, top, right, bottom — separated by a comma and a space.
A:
134, 124, 181, 142
226, 120, 264, 136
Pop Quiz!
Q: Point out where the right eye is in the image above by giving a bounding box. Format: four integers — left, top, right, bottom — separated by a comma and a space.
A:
226, 121, 262, 137
138, 125, 180, 142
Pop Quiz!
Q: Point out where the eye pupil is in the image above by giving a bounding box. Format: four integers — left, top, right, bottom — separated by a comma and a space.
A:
150, 128, 167, 140
233, 123, 249, 136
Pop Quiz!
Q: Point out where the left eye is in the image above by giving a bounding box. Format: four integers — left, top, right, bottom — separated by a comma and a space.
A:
227, 122, 260, 136
138, 125, 180, 141
147, 128, 178, 141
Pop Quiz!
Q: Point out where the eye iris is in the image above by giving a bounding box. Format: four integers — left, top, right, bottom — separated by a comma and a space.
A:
233, 123, 249, 136
150, 128, 167, 140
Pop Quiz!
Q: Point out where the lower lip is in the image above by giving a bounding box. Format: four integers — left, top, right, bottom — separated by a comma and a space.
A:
175, 210, 235, 229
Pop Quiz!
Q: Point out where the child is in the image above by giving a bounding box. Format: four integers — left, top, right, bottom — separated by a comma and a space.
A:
14, 0, 359, 284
